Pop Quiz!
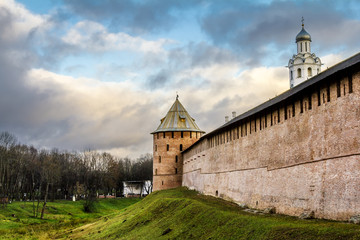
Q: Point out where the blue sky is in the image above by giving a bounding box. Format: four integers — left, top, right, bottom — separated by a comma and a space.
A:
1, 0, 360, 157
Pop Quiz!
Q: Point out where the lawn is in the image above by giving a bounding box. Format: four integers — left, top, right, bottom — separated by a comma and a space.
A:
0, 197, 140, 239
1, 188, 360, 240
66, 187, 360, 240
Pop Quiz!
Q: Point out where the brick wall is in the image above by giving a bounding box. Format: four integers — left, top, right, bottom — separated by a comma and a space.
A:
182, 70, 360, 220
153, 131, 202, 191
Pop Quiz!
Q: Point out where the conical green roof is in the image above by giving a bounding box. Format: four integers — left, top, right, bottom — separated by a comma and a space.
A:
152, 97, 204, 134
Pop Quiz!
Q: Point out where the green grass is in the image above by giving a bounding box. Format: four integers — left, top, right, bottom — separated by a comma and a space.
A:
1, 189, 360, 239
65, 187, 360, 240
0, 197, 140, 239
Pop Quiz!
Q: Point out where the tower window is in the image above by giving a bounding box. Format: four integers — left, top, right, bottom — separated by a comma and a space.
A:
157, 133, 159, 139
290, 71, 293, 80
190, 132, 192, 138
181, 131, 183, 138
180, 144, 183, 151
166, 144, 169, 151
308, 67, 312, 77
162, 181, 164, 185
171, 131, 174, 138
175, 168, 178, 174
155, 145, 157, 151
305, 42, 308, 52
301, 42, 303, 52
155, 169, 157, 175
297, 68, 302, 78
163, 132, 165, 138
159, 156, 161, 163
175, 155, 178, 163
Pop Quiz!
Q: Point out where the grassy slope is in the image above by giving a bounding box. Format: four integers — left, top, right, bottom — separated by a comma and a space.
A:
67, 188, 360, 240
0, 198, 140, 239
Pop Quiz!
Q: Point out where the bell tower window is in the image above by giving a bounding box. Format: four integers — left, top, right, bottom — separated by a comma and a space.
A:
308, 67, 312, 77
297, 68, 302, 78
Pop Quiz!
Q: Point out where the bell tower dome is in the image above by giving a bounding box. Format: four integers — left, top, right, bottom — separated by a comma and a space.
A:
151, 96, 204, 191
288, 18, 322, 88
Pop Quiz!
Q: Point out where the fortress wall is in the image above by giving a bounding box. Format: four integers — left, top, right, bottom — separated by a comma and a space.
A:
182, 70, 360, 220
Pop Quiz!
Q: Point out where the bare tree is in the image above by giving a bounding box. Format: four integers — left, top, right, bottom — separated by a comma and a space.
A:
0, 131, 153, 211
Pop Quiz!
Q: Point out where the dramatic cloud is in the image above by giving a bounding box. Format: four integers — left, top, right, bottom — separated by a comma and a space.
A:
200, 1, 360, 66
146, 42, 239, 90
62, 0, 202, 34
62, 20, 169, 53
1, 0, 359, 158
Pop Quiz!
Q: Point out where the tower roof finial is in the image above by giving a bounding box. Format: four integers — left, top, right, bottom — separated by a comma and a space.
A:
176, 91, 179, 100
301, 16, 304, 28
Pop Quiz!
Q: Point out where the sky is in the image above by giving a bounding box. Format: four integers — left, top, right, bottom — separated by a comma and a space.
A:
1, 0, 360, 158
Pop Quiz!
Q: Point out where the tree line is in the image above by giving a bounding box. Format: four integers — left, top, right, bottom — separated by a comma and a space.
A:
0, 131, 153, 214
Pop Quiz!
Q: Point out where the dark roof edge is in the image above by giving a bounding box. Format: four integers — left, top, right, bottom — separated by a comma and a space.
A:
182, 51, 360, 153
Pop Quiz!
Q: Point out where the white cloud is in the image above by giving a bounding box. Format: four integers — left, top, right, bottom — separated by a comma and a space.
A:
177, 63, 288, 111
321, 53, 350, 70
22, 68, 188, 157
0, 0, 45, 42
62, 20, 169, 53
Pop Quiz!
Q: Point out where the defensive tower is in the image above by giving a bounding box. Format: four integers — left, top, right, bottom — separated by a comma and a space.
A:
288, 18, 322, 88
151, 96, 204, 191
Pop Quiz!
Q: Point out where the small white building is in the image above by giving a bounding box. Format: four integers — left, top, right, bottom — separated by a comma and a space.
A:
288, 18, 322, 88
123, 180, 152, 197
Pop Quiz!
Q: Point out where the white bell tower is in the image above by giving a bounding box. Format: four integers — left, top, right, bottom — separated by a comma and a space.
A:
288, 18, 322, 88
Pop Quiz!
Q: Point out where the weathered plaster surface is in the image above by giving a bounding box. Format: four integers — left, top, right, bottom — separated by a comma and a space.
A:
183, 71, 360, 220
